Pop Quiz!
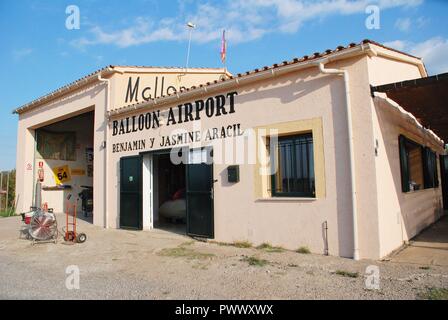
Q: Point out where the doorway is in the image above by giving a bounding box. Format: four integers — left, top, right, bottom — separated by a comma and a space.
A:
121, 147, 214, 237
152, 151, 187, 235
34, 111, 94, 221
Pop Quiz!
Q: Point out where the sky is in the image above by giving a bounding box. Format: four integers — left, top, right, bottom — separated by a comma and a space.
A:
0, 0, 447, 170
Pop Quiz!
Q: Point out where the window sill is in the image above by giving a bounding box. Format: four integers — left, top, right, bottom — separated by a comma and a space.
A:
403, 187, 440, 195
255, 197, 317, 202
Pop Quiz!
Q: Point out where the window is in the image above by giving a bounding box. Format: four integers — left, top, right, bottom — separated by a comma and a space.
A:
423, 148, 439, 188
271, 133, 315, 197
36, 129, 76, 161
398, 135, 439, 192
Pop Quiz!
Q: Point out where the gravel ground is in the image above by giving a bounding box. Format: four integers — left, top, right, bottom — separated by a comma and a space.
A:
0, 214, 447, 300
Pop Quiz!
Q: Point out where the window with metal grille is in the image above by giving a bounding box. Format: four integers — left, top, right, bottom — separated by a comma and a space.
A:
270, 133, 315, 197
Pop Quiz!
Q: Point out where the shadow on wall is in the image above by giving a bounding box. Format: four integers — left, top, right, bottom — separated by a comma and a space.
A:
375, 98, 445, 252
115, 160, 120, 229
19, 84, 103, 123
235, 68, 329, 107
328, 73, 354, 258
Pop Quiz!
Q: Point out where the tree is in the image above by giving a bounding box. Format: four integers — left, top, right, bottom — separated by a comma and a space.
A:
1, 170, 16, 214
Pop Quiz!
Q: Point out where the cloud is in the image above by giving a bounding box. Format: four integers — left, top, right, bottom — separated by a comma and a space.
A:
394, 16, 430, 32
12, 48, 33, 61
71, 0, 424, 49
395, 18, 411, 32
385, 37, 448, 75
416, 16, 430, 28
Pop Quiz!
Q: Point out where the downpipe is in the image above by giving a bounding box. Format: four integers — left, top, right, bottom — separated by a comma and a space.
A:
98, 70, 112, 229
317, 61, 360, 260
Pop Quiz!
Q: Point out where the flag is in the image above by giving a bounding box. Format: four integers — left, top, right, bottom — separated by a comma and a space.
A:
220, 30, 226, 64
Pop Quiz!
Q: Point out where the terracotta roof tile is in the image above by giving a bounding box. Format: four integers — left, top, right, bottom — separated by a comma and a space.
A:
15, 39, 422, 115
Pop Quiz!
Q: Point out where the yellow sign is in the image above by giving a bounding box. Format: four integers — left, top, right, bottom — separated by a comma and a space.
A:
71, 168, 86, 176
53, 165, 71, 184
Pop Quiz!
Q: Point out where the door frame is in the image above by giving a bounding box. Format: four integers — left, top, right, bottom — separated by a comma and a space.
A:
140, 146, 215, 238
141, 148, 175, 231
119, 154, 143, 230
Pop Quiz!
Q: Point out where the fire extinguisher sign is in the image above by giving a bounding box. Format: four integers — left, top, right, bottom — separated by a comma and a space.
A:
53, 165, 71, 184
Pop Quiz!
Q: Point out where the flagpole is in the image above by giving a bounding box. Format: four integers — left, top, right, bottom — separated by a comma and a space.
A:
185, 22, 196, 71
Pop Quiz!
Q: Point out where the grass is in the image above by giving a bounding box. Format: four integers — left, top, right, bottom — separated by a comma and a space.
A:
241, 256, 269, 267
256, 243, 284, 253
179, 240, 195, 247
157, 246, 215, 260
335, 270, 359, 278
233, 241, 253, 248
296, 246, 311, 254
418, 287, 448, 300
0, 210, 15, 218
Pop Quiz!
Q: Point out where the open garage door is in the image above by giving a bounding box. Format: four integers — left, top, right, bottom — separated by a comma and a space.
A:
186, 148, 214, 238
120, 155, 142, 230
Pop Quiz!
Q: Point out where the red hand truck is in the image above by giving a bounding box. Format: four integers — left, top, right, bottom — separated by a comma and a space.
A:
64, 200, 87, 243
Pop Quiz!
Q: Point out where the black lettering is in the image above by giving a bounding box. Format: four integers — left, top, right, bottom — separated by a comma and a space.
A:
154, 76, 158, 98
167, 108, 176, 126
205, 97, 215, 117
125, 77, 140, 103
212, 127, 218, 139
145, 113, 151, 129
215, 95, 227, 116
153, 110, 160, 128
227, 91, 238, 114
177, 105, 183, 124
126, 117, 131, 133
227, 125, 233, 137
131, 116, 137, 132
184, 103, 193, 122
166, 86, 177, 95
194, 100, 204, 120
142, 87, 152, 101
112, 120, 118, 136
138, 114, 145, 130
221, 127, 226, 138
125, 117, 131, 133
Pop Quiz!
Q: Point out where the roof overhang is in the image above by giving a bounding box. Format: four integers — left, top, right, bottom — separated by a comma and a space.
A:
371, 73, 448, 143
12, 66, 117, 115
12, 66, 231, 115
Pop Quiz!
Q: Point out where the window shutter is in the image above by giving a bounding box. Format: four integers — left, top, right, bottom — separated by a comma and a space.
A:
423, 147, 431, 189
398, 135, 410, 192
435, 154, 440, 188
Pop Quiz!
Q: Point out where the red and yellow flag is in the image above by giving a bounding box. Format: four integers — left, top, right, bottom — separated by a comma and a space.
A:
220, 30, 226, 64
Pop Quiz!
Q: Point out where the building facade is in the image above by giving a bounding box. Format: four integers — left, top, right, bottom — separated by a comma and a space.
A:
14, 40, 446, 260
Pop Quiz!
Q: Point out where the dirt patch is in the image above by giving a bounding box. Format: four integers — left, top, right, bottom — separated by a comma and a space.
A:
1, 213, 448, 299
